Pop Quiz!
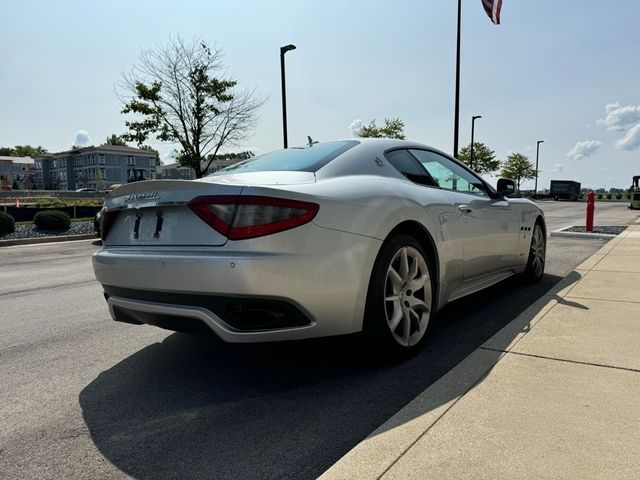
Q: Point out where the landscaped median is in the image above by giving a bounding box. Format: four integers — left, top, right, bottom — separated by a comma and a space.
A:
0, 194, 103, 246
0, 209, 97, 247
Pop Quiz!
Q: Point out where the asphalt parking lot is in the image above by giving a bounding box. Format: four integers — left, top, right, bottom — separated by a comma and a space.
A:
535, 199, 636, 231
1, 202, 637, 479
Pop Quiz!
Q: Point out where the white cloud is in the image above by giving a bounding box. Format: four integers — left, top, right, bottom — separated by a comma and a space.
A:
549, 163, 564, 173
566, 140, 602, 161
605, 102, 619, 114
600, 167, 610, 172
613, 123, 640, 150
348, 119, 363, 137
72, 130, 91, 147
597, 102, 640, 131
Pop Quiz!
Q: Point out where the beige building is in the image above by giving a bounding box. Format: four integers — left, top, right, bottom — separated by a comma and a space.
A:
0, 156, 35, 189
34, 145, 157, 190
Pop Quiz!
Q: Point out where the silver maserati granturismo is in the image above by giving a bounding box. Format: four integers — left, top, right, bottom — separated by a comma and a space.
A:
92, 139, 546, 352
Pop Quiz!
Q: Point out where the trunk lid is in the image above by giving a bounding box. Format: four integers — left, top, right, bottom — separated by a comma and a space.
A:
103, 180, 243, 247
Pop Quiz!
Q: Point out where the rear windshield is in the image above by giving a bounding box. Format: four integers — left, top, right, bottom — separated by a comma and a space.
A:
208, 140, 359, 176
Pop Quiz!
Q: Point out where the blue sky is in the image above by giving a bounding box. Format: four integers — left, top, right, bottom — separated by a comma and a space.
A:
1, 0, 639, 189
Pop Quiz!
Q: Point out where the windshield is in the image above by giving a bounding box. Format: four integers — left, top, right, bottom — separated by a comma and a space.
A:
208, 140, 359, 176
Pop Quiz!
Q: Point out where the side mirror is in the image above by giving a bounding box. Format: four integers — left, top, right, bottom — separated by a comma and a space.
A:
496, 178, 516, 197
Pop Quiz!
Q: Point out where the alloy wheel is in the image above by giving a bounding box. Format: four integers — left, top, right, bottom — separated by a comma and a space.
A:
530, 225, 546, 278
384, 246, 432, 347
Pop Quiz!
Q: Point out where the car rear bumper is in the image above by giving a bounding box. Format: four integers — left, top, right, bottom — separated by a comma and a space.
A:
92, 224, 382, 342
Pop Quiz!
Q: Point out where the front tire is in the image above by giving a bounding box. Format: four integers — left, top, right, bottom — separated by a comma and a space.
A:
522, 222, 546, 283
364, 235, 433, 353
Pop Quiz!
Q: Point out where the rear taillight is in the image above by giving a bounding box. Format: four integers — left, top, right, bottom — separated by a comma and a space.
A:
187, 195, 319, 240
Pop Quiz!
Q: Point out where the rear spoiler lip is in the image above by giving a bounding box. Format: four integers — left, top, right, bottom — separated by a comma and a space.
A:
104, 200, 189, 212
105, 187, 247, 212
106, 179, 197, 197
104, 179, 246, 211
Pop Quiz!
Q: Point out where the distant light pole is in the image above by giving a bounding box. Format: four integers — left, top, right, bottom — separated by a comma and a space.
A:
470, 115, 482, 170
280, 44, 296, 149
535, 140, 544, 195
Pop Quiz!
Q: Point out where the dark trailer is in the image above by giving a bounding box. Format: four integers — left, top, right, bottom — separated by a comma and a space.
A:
631, 175, 640, 210
550, 180, 581, 201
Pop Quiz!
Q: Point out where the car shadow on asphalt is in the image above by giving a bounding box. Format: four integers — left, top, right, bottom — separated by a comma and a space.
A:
79, 272, 569, 480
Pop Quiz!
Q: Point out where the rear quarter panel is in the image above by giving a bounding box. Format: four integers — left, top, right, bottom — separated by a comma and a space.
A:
245, 176, 465, 290
508, 198, 545, 264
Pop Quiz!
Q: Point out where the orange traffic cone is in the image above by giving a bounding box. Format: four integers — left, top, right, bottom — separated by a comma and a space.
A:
15, 198, 20, 208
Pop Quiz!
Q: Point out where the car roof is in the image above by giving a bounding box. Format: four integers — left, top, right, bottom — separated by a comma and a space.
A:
310, 138, 452, 181
335, 137, 453, 158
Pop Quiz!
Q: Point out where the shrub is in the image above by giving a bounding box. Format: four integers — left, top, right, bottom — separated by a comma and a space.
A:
597, 194, 603, 199
34, 210, 71, 230
616, 193, 623, 199
0, 211, 15, 234
606, 193, 612, 199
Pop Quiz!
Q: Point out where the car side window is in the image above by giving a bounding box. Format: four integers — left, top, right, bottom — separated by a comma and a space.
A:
384, 149, 438, 187
408, 149, 489, 196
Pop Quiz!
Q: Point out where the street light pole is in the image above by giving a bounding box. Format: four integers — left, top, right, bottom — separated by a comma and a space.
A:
470, 115, 482, 170
535, 140, 544, 195
280, 44, 296, 149
453, 0, 462, 158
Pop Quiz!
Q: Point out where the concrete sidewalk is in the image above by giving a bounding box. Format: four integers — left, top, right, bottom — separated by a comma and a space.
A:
321, 223, 640, 480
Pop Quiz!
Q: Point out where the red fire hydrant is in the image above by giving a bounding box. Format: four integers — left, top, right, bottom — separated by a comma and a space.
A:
586, 192, 595, 232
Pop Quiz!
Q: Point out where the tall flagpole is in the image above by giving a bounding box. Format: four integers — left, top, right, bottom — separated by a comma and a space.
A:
453, 0, 461, 159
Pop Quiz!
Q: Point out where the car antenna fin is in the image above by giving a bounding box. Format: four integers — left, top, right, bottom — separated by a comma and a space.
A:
307, 136, 318, 146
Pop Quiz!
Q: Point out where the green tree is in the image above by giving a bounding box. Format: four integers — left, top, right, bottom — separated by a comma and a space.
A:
457, 142, 501, 175
120, 35, 263, 178
95, 170, 105, 191
8, 145, 48, 157
1, 173, 12, 185
500, 153, 537, 193
105, 134, 128, 146
139, 144, 161, 166
0, 147, 13, 156
358, 117, 406, 140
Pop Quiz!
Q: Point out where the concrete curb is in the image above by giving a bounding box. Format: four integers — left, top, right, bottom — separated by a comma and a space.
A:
0, 234, 98, 247
550, 225, 618, 240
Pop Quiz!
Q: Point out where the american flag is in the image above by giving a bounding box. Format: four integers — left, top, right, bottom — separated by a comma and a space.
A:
482, 0, 503, 25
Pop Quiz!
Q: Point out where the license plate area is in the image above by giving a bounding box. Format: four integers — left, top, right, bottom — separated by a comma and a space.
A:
105, 206, 228, 246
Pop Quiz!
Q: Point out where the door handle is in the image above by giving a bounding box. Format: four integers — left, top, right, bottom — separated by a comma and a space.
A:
458, 205, 472, 214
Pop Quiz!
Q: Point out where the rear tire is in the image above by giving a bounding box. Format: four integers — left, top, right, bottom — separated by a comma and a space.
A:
364, 235, 434, 354
522, 221, 546, 283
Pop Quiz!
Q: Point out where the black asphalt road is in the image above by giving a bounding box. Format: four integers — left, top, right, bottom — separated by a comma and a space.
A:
0, 213, 622, 479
